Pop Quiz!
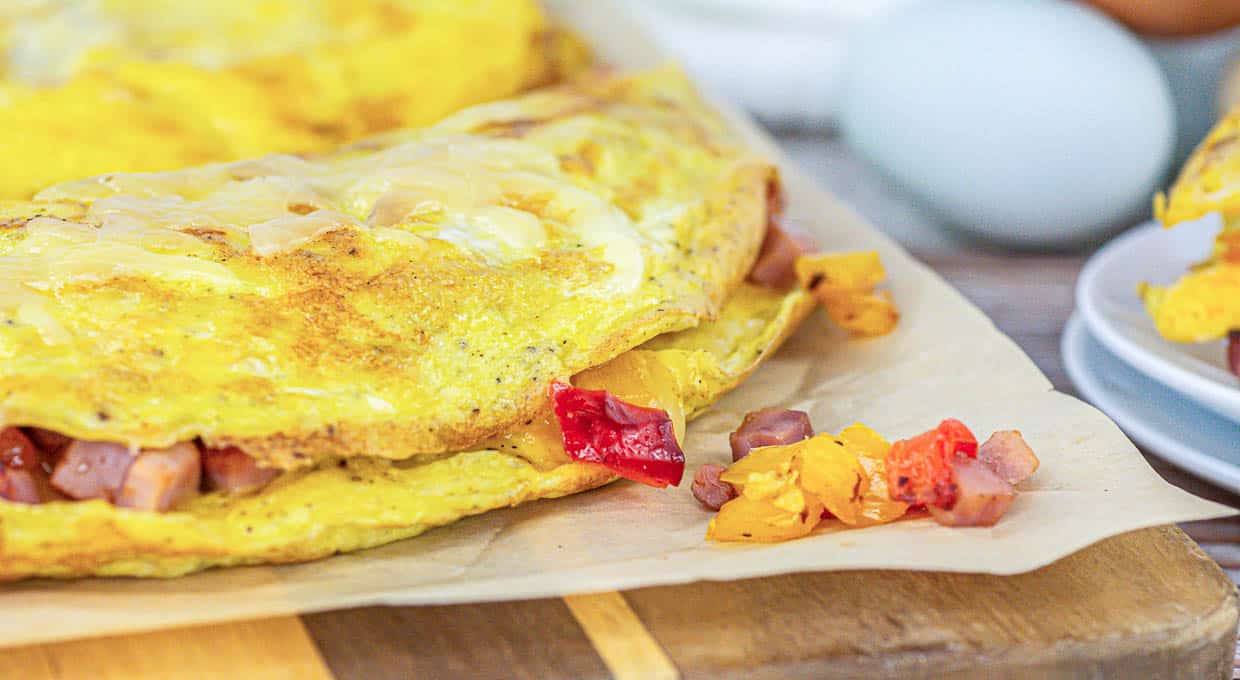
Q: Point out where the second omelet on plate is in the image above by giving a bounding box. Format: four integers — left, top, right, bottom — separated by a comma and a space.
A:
1142, 108, 1240, 344
0, 0, 588, 198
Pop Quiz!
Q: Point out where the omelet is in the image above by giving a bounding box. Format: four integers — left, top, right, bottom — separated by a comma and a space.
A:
1142, 108, 1240, 343
0, 0, 587, 199
0, 68, 823, 579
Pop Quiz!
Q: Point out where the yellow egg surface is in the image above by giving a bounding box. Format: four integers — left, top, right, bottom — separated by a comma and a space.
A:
0, 68, 774, 470
1143, 107, 1240, 342
0, 0, 585, 199
0, 283, 815, 580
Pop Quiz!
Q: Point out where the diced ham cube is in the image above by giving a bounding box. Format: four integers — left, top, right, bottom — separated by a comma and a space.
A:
977, 430, 1040, 485
927, 457, 1015, 527
115, 442, 201, 512
729, 408, 814, 462
748, 218, 816, 289
51, 440, 136, 502
691, 463, 737, 510
202, 446, 280, 494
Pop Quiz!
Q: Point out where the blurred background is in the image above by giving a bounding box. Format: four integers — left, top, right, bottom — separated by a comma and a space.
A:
629, 0, 1240, 253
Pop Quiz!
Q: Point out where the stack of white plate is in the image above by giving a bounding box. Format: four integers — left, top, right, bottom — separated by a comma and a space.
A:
1066, 215, 1240, 492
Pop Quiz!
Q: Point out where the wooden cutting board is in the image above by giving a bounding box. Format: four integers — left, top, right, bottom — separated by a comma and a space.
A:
15, 526, 1236, 679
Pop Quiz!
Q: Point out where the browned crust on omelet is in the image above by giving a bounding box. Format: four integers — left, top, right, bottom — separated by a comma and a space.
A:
208, 163, 774, 469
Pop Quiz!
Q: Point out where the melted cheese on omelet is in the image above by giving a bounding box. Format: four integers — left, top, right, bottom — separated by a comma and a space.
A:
0, 69, 773, 472
0, 0, 583, 199
1142, 107, 1240, 342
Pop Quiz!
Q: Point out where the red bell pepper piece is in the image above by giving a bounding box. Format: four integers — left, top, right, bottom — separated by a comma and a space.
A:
550, 381, 685, 488
885, 418, 979, 508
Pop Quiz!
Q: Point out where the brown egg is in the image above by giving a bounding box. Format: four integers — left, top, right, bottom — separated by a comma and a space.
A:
1085, 0, 1240, 37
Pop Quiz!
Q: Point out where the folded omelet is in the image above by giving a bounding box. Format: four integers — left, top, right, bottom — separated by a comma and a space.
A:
0, 68, 818, 579
0, 0, 587, 199
1142, 109, 1240, 343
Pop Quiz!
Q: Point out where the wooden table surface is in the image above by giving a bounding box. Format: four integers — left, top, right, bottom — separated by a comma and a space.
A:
21, 134, 1240, 680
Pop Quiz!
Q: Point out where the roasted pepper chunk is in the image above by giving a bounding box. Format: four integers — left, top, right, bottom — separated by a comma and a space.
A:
839, 423, 909, 526
886, 419, 979, 508
794, 436, 867, 525
707, 492, 824, 542
550, 381, 685, 488
709, 428, 911, 541
795, 252, 899, 336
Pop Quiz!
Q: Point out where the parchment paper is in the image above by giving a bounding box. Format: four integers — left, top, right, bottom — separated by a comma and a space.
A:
0, 0, 1231, 649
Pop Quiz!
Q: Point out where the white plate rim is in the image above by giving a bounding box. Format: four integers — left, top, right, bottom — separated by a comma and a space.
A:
1075, 220, 1240, 423
1062, 313, 1240, 495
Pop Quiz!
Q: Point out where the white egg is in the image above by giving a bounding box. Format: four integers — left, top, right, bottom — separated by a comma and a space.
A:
839, 0, 1175, 247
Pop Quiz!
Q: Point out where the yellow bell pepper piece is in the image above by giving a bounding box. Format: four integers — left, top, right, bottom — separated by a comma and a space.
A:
707, 490, 824, 542
706, 425, 911, 543
794, 252, 899, 337
839, 424, 909, 526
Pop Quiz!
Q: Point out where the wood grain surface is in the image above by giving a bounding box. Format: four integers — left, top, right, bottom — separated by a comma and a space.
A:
18, 616, 332, 680
299, 528, 1237, 680
623, 526, 1235, 680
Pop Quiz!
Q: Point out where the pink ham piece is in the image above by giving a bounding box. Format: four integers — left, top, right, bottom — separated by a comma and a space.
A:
729, 408, 814, 462
927, 456, 1015, 527
691, 463, 737, 510
747, 218, 816, 289
115, 442, 201, 512
202, 446, 280, 494
0, 428, 58, 504
51, 440, 136, 502
977, 430, 1040, 485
